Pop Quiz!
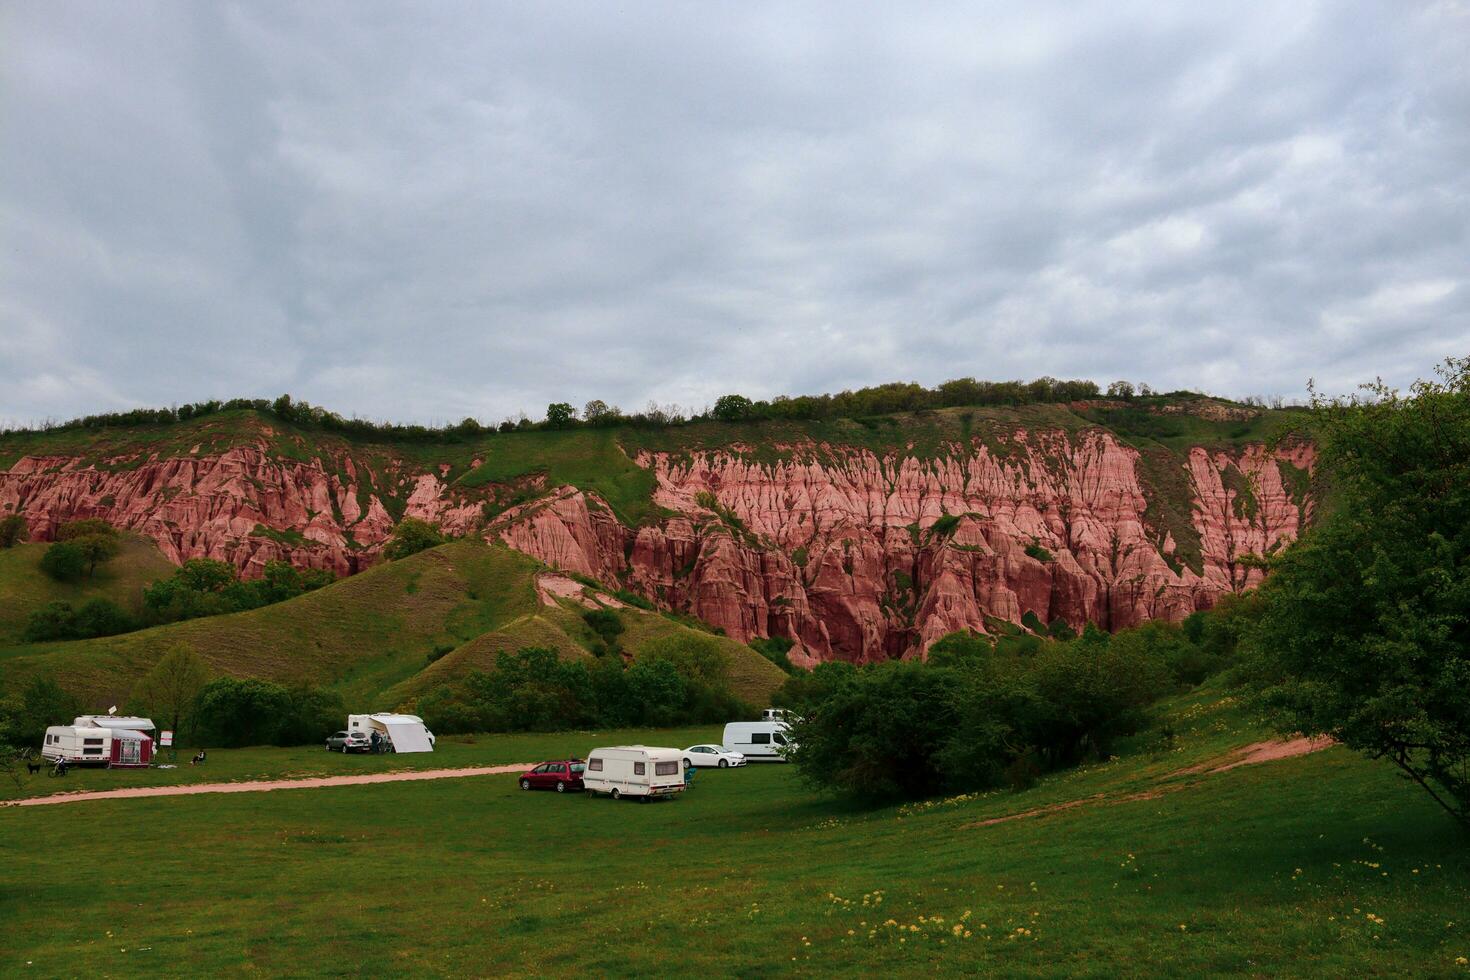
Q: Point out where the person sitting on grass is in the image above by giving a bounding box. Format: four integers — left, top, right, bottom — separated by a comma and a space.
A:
191, 749, 207, 765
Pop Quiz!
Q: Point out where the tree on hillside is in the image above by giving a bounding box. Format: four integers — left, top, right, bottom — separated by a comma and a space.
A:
0, 514, 28, 548
1246, 358, 1470, 827
39, 541, 86, 583
56, 518, 121, 577
129, 645, 211, 739
3, 676, 82, 748
712, 394, 754, 422
1106, 380, 1136, 399
384, 518, 446, 560
545, 402, 577, 428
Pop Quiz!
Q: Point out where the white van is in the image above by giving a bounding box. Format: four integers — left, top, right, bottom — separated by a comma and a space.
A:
583, 746, 686, 801
722, 721, 794, 762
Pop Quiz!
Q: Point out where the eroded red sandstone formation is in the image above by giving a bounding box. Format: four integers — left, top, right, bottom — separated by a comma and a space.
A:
0, 431, 1311, 662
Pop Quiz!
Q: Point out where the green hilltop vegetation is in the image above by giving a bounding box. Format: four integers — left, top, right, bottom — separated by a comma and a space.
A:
0, 538, 785, 715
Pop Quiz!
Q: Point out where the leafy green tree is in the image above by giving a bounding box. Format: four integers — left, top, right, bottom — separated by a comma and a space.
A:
55, 519, 121, 577
712, 394, 754, 422
6, 676, 82, 748
193, 678, 293, 747
39, 541, 86, 583
383, 518, 446, 560
790, 661, 959, 799
278, 683, 347, 746
128, 645, 211, 739
1246, 358, 1470, 827
545, 402, 577, 428
0, 514, 28, 548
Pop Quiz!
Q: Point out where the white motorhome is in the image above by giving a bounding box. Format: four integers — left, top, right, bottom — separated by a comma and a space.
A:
347, 713, 436, 753
42, 716, 156, 768
722, 721, 794, 762
583, 745, 686, 801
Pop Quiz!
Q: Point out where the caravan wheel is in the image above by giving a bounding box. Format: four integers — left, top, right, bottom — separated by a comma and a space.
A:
611, 789, 621, 801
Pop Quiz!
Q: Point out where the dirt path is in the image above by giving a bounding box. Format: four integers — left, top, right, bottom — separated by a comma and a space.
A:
966, 736, 1333, 829
2, 763, 536, 808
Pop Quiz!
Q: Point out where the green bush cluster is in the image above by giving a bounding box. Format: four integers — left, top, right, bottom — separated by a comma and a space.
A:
418, 636, 751, 735
23, 597, 136, 642
781, 612, 1248, 800
191, 678, 345, 748
141, 558, 334, 626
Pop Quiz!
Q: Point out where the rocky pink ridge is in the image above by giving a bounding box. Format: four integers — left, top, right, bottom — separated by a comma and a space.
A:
0, 431, 1312, 663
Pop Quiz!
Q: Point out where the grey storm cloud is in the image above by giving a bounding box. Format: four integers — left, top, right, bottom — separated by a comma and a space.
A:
2, 1, 1468, 426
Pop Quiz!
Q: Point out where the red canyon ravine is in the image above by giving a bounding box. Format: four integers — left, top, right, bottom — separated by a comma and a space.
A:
0, 431, 1312, 663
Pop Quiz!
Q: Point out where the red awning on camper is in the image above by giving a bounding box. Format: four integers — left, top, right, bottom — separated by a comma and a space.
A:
108, 729, 152, 769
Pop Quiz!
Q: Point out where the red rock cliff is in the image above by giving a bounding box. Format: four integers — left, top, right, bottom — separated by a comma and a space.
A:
0, 429, 1312, 662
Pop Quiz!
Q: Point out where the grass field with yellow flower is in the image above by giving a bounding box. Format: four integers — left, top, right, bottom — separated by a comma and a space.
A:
3, 687, 1467, 976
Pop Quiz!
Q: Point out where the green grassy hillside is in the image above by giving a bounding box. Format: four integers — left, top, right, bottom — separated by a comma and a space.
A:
2, 690, 1464, 975
0, 532, 175, 645
0, 539, 785, 712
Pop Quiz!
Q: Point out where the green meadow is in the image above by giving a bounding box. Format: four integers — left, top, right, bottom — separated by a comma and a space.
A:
3, 691, 1466, 977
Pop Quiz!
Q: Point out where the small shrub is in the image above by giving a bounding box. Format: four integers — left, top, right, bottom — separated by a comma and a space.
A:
1024, 543, 1054, 563
930, 513, 961, 537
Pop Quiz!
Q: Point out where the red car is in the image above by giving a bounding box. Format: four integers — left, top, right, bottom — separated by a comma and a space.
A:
519, 759, 586, 793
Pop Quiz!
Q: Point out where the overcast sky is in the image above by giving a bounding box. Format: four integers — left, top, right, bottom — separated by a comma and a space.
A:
3, 2, 1467, 427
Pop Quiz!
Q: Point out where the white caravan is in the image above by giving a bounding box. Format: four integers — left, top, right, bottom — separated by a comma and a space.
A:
583, 746, 686, 801
722, 721, 794, 761
347, 713, 436, 753
42, 716, 157, 767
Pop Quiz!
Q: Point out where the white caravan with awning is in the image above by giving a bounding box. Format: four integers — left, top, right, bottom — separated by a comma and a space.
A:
347, 713, 436, 753
42, 716, 157, 768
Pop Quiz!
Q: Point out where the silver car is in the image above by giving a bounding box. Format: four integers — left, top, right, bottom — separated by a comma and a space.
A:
325, 730, 372, 753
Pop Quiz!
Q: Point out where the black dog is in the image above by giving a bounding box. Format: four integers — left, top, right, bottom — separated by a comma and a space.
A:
26, 761, 41, 775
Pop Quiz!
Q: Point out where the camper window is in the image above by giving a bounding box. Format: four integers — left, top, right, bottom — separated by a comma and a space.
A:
634, 762, 646, 775
773, 733, 788, 745
589, 759, 603, 772
752, 733, 771, 744
655, 761, 678, 776
83, 738, 104, 746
